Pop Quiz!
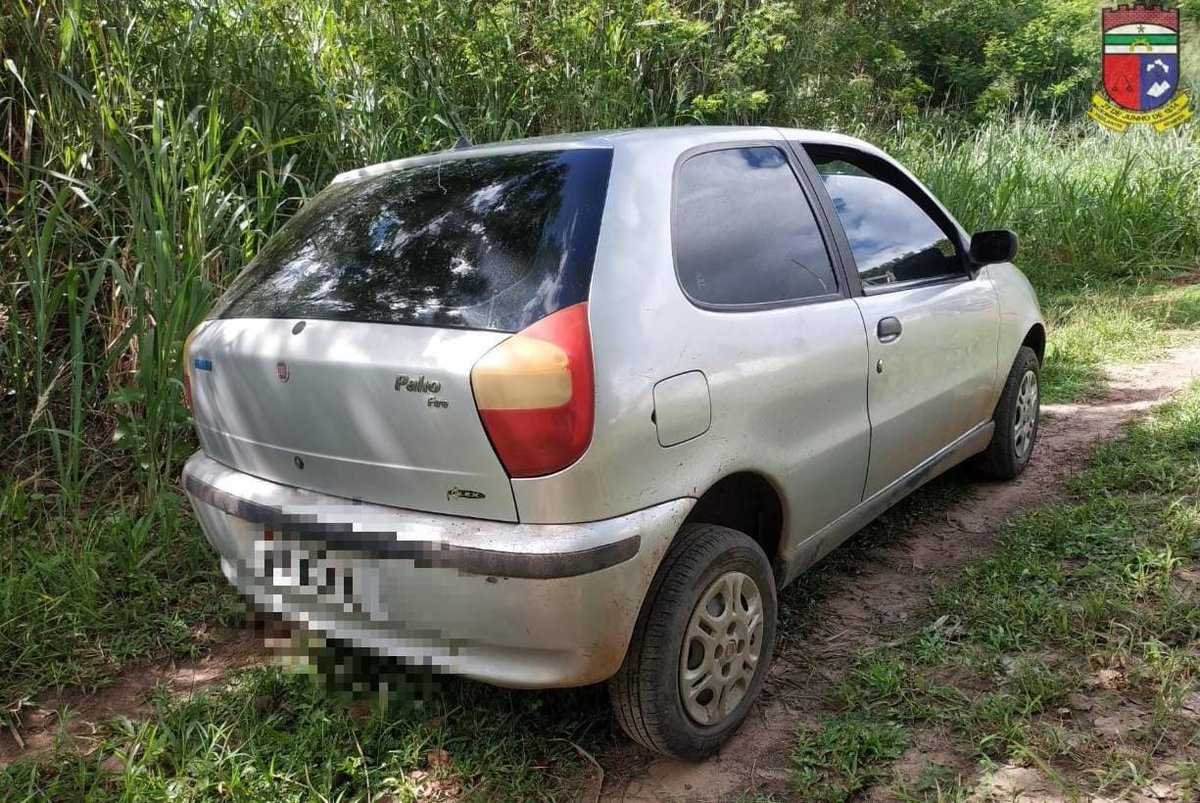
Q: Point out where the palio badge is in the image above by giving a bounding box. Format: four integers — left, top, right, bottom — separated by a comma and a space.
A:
1090, 4, 1192, 132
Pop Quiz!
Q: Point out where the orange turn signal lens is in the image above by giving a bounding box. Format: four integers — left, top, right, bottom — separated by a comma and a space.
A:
472, 335, 572, 410
470, 303, 594, 478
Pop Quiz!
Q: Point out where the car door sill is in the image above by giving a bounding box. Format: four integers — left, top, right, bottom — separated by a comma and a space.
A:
778, 420, 995, 586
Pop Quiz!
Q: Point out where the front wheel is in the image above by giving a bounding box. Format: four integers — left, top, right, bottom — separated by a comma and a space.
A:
608, 523, 777, 759
975, 345, 1040, 480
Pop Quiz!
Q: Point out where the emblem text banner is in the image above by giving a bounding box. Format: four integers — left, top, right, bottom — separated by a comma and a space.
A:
1088, 92, 1192, 132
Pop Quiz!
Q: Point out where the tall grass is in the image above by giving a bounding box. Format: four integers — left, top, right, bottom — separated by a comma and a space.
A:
2, 0, 1199, 705
3, 3, 317, 503
895, 118, 1200, 290
0, 0, 811, 503
5, 1, 1198, 501
890, 118, 1200, 399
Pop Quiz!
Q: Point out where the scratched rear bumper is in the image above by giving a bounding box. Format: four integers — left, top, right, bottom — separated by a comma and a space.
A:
183, 451, 690, 688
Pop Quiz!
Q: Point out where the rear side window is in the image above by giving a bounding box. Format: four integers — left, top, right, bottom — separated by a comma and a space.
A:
673, 146, 837, 307
214, 149, 613, 332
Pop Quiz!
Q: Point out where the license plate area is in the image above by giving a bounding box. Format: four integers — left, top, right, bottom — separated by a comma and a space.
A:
254, 535, 380, 616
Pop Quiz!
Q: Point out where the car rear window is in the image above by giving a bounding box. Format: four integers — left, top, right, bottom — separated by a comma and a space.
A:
213, 148, 613, 332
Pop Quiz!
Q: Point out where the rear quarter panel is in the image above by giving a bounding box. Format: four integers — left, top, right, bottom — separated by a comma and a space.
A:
510, 132, 872, 566
510, 136, 695, 525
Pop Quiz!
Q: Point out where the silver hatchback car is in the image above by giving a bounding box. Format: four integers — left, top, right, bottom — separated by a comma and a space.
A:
182, 126, 1043, 759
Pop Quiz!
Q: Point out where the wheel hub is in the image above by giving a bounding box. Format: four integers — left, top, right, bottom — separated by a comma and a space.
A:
1013, 369, 1039, 460
679, 570, 764, 726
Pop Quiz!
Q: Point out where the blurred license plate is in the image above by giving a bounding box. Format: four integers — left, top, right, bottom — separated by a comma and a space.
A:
256, 539, 378, 615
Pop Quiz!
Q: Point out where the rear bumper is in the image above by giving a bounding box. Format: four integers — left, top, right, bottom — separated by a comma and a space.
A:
182, 451, 690, 688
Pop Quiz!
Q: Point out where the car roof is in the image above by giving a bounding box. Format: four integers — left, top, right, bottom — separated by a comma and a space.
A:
331, 126, 887, 185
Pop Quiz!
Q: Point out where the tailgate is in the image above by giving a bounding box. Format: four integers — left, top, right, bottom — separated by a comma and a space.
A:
189, 317, 517, 521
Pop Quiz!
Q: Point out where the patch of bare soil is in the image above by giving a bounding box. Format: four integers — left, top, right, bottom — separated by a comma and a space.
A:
601, 340, 1200, 802
0, 628, 265, 769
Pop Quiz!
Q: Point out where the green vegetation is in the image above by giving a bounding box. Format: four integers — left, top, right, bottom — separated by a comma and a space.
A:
1, 488, 241, 704
791, 715, 909, 802
789, 383, 1200, 801
8, 385, 1196, 799
0, 669, 609, 801
2, 0, 1200, 799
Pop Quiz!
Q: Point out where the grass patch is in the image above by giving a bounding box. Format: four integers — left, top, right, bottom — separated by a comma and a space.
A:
1041, 280, 1200, 402
791, 382, 1200, 801
791, 715, 908, 802
0, 667, 610, 802
0, 488, 243, 709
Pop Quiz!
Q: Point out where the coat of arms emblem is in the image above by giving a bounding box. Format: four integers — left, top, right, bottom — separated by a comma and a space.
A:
1089, 3, 1192, 131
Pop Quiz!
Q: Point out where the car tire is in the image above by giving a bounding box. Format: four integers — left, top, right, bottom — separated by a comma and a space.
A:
609, 523, 777, 760
975, 345, 1040, 480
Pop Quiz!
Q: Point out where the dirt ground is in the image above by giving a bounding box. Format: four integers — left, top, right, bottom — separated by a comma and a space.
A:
4, 341, 1199, 795
599, 339, 1200, 802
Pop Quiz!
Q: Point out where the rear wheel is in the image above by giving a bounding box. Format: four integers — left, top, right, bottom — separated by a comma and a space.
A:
975, 345, 1040, 479
609, 524, 777, 759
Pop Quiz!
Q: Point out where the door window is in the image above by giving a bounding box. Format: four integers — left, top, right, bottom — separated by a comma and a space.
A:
674, 146, 838, 307
807, 149, 964, 288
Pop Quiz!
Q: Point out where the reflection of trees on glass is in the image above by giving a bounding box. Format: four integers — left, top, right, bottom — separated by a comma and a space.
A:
811, 158, 962, 287
859, 238, 958, 285
215, 150, 612, 332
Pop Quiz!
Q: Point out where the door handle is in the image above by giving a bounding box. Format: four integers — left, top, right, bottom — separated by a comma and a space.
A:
877, 317, 902, 343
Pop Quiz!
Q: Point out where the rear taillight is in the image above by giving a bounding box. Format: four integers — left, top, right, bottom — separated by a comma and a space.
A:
471, 303, 594, 478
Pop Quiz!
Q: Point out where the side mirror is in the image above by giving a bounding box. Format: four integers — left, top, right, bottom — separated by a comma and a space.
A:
968, 229, 1019, 269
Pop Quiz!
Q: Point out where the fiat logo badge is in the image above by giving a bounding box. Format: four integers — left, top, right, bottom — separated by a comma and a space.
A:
276, 361, 290, 382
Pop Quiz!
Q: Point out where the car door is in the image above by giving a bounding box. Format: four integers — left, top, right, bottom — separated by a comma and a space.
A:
667, 142, 873, 542
799, 144, 1001, 500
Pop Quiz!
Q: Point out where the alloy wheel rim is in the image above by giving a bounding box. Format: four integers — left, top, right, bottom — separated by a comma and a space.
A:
1013, 369, 1039, 461
680, 570, 764, 726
